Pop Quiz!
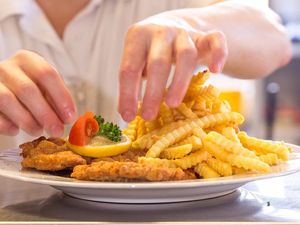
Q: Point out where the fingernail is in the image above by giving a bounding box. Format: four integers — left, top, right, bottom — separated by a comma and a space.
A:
213, 63, 223, 73
64, 108, 75, 123
122, 110, 135, 122
142, 109, 155, 121
49, 124, 64, 137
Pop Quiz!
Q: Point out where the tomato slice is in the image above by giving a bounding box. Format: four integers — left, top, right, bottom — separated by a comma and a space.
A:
68, 112, 99, 146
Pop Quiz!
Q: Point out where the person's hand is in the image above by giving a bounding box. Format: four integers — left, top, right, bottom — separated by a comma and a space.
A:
0, 50, 76, 136
119, 14, 228, 122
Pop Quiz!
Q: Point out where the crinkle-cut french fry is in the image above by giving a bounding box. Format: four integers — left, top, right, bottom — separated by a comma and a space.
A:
194, 163, 220, 178
251, 149, 265, 156
192, 70, 210, 83
185, 71, 210, 98
211, 100, 223, 114
206, 131, 256, 158
206, 100, 214, 112
160, 144, 193, 159
172, 108, 186, 121
143, 120, 187, 149
212, 100, 231, 113
174, 150, 209, 170
221, 127, 240, 143
159, 102, 174, 125
190, 136, 203, 151
232, 166, 248, 175
259, 153, 279, 166
138, 157, 177, 168
193, 110, 211, 118
193, 85, 220, 101
123, 116, 140, 141
132, 120, 186, 149
203, 85, 220, 100
146, 121, 194, 158
145, 119, 161, 133
146, 112, 244, 158
151, 135, 161, 142
204, 141, 270, 173
175, 135, 202, 151
207, 158, 232, 176
193, 112, 244, 129
178, 134, 202, 151
238, 132, 289, 161
192, 127, 207, 140
191, 70, 210, 86
204, 125, 224, 133
177, 103, 198, 119
192, 98, 206, 111
185, 100, 195, 109
136, 118, 146, 138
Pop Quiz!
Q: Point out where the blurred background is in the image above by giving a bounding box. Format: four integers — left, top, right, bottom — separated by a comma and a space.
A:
266, 0, 300, 144
212, 0, 300, 145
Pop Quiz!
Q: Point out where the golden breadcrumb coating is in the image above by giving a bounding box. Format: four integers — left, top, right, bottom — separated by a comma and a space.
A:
20, 136, 87, 171
71, 161, 192, 181
21, 151, 87, 171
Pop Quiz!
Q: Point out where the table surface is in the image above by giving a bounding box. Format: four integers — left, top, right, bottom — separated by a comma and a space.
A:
0, 170, 300, 223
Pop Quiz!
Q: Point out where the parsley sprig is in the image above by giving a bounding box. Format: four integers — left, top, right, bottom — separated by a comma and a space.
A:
94, 115, 122, 142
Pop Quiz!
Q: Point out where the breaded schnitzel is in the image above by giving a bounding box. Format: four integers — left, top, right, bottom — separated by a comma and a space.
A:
71, 160, 195, 181
20, 137, 87, 171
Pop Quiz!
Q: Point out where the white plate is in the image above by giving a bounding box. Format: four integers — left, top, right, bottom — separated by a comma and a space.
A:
0, 144, 300, 203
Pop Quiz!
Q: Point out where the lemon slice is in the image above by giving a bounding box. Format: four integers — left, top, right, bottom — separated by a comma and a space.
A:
67, 135, 131, 158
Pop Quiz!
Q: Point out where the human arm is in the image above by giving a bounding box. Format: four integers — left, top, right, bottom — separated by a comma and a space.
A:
168, 1, 291, 78
118, 1, 291, 122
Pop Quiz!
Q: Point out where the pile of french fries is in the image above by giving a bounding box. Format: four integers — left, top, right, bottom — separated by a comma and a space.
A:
123, 71, 290, 179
